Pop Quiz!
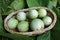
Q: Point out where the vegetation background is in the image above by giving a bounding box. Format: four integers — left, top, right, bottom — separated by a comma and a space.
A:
0, 0, 60, 40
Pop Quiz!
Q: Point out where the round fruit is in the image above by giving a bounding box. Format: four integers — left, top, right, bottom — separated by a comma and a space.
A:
42, 16, 52, 26
38, 9, 47, 17
28, 9, 38, 19
7, 18, 18, 29
17, 21, 29, 32
17, 12, 26, 21
31, 19, 44, 30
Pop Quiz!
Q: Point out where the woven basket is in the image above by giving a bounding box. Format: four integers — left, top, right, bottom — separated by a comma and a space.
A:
4, 7, 57, 36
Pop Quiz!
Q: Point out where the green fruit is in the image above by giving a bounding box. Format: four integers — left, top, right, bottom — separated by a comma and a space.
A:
42, 16, 52, 26
17, 12, 26, 21
38, 9, 47, 17
28, 9, 38, 19
17, 21, 29, 32
31, 19, 44, 30
7, 18, 18, 29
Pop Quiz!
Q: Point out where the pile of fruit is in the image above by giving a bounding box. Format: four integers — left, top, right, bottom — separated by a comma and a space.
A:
7, 8, 52, 32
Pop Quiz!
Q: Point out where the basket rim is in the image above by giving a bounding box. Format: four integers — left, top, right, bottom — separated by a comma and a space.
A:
4, 7, 57, 36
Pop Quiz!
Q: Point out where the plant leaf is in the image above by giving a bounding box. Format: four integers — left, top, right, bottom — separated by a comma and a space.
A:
47, 1, 54, 9
37, 31, 50, 40
1, 0, 14, 15
0, 14, 5, 31
52, 7, 60, 30
58, 0, 60, 4
47, 0, 57, 9
51, 20, 60, 40
26, 0, 40, 8
1, 0, 25, 15
38, 0, 50, 7
2, 9, 15, 15
51, 0, 57, 7
0, 32, 33, 40
51, 7, 60, 40
10, 0, 25, 10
